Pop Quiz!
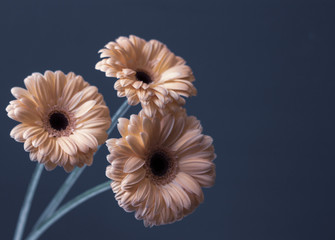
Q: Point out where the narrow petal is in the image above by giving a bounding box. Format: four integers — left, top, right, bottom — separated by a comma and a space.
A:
174, 172, 203, 197
32, 132, 48, 147
57, 137, 78, 156
123, 156, 145, 173
121, 169, 146, 190
179, 159, 214, 175
126, 135, 145, 157
75, 100, 96, 118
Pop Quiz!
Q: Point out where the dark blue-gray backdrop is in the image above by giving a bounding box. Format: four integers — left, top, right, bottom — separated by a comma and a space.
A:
1, 0, 335, 239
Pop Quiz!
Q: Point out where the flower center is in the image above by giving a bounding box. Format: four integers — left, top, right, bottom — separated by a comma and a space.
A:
136, 71, 152, 84
49, 112, 69, 130
43, 107, 75, 137
150, 151, 170, 176
145, 148, 177, 185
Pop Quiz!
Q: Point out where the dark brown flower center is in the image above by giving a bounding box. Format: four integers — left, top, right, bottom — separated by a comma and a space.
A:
49, 112, 69, 131
150, 151, 170, 176
145, 148, 177, 185
136, 71, 152, 84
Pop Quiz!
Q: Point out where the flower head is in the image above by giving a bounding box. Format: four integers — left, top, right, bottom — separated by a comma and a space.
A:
96, 35, 197, 117
106, 110, 215, 227
7, 71, 111, 172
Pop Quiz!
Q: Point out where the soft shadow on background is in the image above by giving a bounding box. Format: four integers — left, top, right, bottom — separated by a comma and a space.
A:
1, 0, 335, 239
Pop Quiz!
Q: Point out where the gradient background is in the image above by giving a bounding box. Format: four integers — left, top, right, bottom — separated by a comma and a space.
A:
1, 0, 335, 239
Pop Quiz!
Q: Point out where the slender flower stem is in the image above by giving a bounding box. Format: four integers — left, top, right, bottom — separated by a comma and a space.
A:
32, 166, 85, 231
14, 163, 44, 240
32, 100, 131, 231
26, 181, 111, 240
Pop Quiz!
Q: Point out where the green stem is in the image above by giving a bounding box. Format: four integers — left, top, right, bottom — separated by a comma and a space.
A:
25, 181, 111, 240
32, 100, 130, 231
14, 163, 44, 240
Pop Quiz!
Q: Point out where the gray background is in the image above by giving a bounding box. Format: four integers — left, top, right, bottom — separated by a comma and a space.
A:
1, 0, 335, 239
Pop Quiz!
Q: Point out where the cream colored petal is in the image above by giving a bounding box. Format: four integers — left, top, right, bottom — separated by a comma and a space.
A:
163, 115, 185, 147
159, 114, 175, 144
120, 191, 133, 211
179, 150, 215, 162
121, 168, 146, 190
174, 172, 203, 197
43, 71, 57, 104
193, 173, 215, 187
111, 157, 126, 170
145, 183, 156, 208
11, 87, 30, 99
160, 187, 172, 209
49, 143, 61, 163
132, 179, 151, 206
106, 165, 125, 181
10, 124, 28, 142
129, 114, 141, 128
165, 184, 183, 211
67, 91, 84, 111
69, 156, 79, 166
34, 74, 49, 104
14, 107, 39, 122
80, 119, 110, 129
57, 137, 78, 156
201, 135, 214, 150
127, 124, 139, 136
44, 161, 57, 171
172, 184, 191, 209
58, 151, 69, 166
171, 129, 202, 152
106, 138, 117, 148
152, 85, 168, 96
126, 135, 145, 157
123, 156, 145, 173
127, 92, 140, 105
162, 82, 191, 92
117, 118, 130, 137
142, 117, 154, 139
153, 98, 164, 109
29, 151, 37, 162
141, 103, 156, 118
179, 159, 214, 175
152, 190, 163, 216
54, 71, 68, 97
114, 139, 133, 154
69, 133, 89, 153
32, 132, 48, 148
160, 65, 192, 82
63, 162, 75, 173
178, 142, 210, 159
140, 132, 150, 147
77, 106, 110, 123
39, 138, 55, 156
24, 74, 38, 96
24, 138, 34, 152
80, 86, 99, 103
74, 100, 96, 118
169, 90, 180, 101
23, 126, 45, 139
132, 81, 143, 89
59, 75, 83, 104
20, 96, 37, 110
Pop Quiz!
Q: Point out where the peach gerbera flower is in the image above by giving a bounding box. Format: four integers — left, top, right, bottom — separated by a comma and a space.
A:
95, 35, 197, 117
6, 71, 111, 172
105, 110, 215, 227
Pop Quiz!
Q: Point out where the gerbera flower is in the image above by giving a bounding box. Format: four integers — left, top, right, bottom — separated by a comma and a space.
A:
95, 35, 197, 117
105, 110, 215, 227
6, 71, 111, 172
